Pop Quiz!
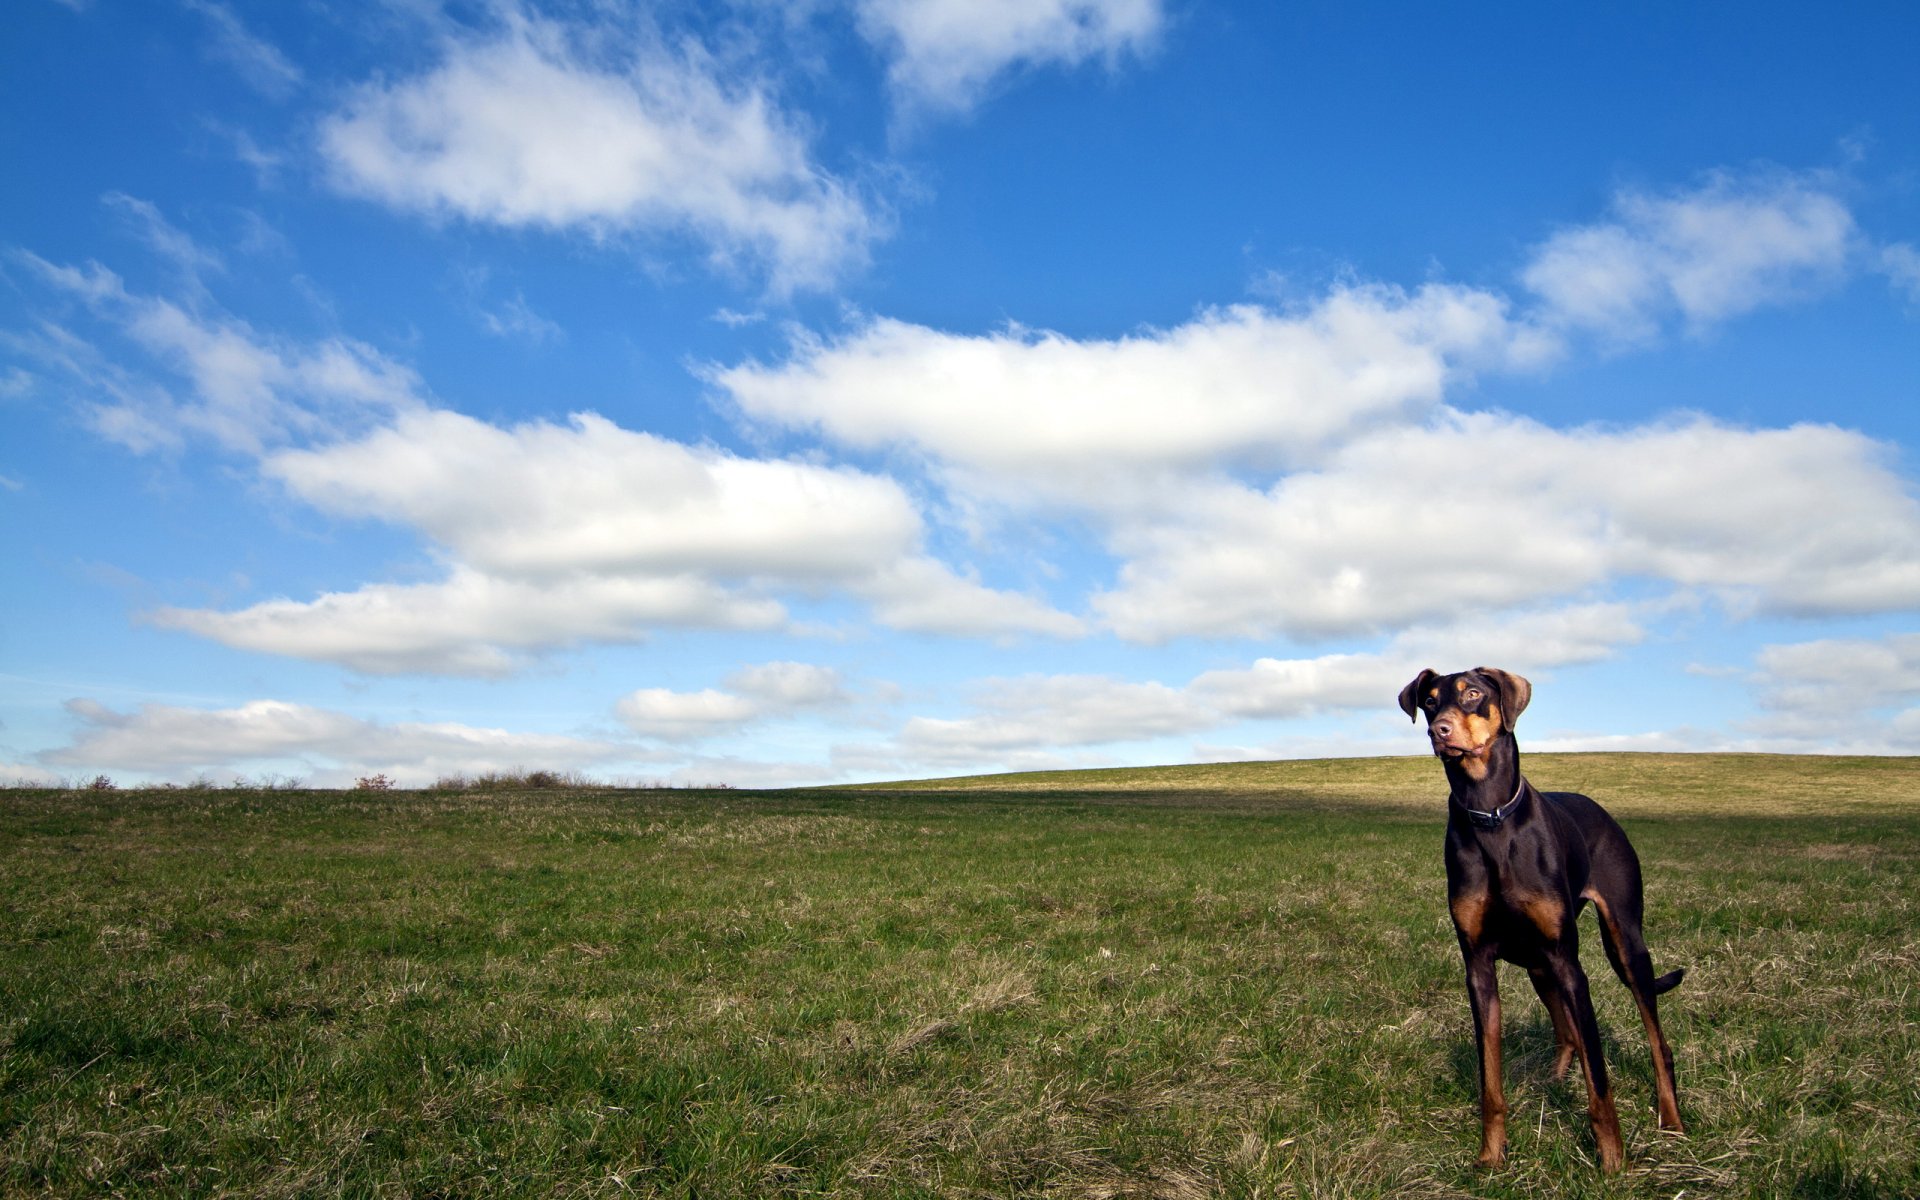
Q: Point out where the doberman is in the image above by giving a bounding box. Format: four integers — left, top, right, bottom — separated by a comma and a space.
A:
1398, 667, 1684, 1173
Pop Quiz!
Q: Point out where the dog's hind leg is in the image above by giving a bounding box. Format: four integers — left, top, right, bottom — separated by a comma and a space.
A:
1544, 948, 1625, 1173
1587, 888, 1685, 1133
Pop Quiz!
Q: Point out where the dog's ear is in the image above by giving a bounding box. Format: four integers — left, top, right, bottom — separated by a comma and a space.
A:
1472, 667, 1532, 731
1398, 669, 1439, 722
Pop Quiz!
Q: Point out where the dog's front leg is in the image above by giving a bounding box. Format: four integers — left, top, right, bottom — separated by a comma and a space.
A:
1548, 950, 1624, 1173
1463, 947, 1506, 1168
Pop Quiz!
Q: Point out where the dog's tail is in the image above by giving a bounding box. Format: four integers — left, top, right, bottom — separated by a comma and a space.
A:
1653, 968, 1685, 994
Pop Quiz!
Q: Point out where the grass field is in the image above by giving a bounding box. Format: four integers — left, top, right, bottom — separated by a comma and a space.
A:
3, 754, 1917, 1197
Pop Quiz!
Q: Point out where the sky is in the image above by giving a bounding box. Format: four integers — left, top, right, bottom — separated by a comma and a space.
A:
3, 1, 1919, 788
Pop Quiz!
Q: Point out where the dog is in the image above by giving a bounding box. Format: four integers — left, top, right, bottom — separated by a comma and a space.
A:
1399, 667, 1684, 1173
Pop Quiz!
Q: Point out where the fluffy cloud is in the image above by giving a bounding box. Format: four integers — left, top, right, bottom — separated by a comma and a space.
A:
319, 16, 878, 292
1750, 632, 1920, 714
858, 556, 1085, 638
853, 0, 1163, 112
1096, 413, 1920, 641
712, 284, 1526, 492
1734, 632, 1920, 752
708, 164, 1916, 647
267, 410, 923, 580
153, 567, 788, 677
892, 674, 1212, 765
617, 661, 850, 741
615, 688, 762, 741
40, 698, 636, 786
1521, 168, 1858, 339
161, 409, 1079, 674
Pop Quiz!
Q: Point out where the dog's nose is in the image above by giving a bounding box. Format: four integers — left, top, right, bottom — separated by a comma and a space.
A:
1433, 719, 1453, 739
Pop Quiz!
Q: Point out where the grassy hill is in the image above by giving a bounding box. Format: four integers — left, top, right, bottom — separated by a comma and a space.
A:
3, 755, 1916, 1197
853, 751, 1920, 815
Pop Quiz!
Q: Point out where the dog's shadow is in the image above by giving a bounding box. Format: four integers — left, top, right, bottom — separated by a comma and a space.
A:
1443, 1009, 1681, 1099
1441, 1013, 1603, 1102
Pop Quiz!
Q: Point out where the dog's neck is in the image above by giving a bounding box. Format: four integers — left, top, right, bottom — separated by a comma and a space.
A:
1444, 730, 1524, 816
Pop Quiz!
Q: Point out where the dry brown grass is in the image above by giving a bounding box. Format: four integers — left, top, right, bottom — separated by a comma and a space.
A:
855, 752, 1920, 816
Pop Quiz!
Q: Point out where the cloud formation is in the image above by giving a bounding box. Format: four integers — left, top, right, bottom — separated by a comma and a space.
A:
20, 251, 422, 454
319, 16, 879, 292
153, 567, 789, 677
42, 698, 634, 786
1521, 168, 1858, 340
853, 0, 1164, 113
617, 661, 850, 741
159, 409, 1079, 674
1739, 632, 1920, 752
1095, 413, 1920, 641
847, 602, 1648, 775
713, 283, 1527, 490
712, 167, 1919, 645
183, 0, 304, 99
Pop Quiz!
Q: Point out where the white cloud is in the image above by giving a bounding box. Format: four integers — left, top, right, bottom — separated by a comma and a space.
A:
1732, 632, 1920, 753
182, 0, 304, 99
479, 293, 564, 344
1751, 632, 1920, 712
267, 410, 924, 581
1094, 413, 1920, 641
152, 566, 788, 677
856, 556, 1086, 638
1883, 243, 1920, 304
319, 16, 880, 292
159, 409, 1079, 673
893, 674, 1211, 765
1522, 168, 1858, 339
0, 366, 33, 400
853, 0, 1163, 113
706, 171, 1913, 647
103, 192, 224, 285
40, 698, 634, 786
22, 254, 423, 454
712, 284, 1526, 493
833, 597, 1661, 775
217, 123, 289, 185
616, 687, 763, 741
726, 660, 851, 708
615, 661, 851, 741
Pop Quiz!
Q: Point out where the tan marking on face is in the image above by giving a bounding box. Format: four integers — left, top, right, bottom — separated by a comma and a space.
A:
1461, 710, 1501, 745
1451, 891, 1489, 942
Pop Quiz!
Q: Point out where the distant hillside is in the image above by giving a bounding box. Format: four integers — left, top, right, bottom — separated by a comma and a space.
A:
844, 752, 1920, 817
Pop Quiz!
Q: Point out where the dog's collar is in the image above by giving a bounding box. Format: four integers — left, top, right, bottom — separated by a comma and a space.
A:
1454, 777, 1527, 830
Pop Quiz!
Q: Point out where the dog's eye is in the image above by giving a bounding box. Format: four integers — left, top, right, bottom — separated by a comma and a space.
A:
1464, 688, 1483, 702
1423, 697, 1438, 709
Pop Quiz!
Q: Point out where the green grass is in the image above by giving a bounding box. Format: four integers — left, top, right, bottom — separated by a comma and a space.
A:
3, 755, 1917, 1197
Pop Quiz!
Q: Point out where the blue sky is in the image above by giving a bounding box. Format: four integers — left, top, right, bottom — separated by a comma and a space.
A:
4, 0, 1919, 787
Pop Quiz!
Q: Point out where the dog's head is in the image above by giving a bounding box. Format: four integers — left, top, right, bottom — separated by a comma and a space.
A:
1398, 667, 1531, 763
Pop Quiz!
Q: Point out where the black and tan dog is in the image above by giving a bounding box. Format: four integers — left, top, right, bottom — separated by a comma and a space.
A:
1399, 667, 1684, 1172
